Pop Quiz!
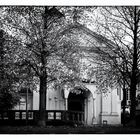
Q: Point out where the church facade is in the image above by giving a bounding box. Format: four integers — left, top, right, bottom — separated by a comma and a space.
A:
13, 23, 123, 125
14, 81, 122, 125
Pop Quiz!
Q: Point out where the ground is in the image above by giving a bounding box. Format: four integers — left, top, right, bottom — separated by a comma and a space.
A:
0, 125, 140, 134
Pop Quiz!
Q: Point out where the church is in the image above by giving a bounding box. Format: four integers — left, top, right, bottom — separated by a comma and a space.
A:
13, 81, 122, 125
13, 22, 123, 125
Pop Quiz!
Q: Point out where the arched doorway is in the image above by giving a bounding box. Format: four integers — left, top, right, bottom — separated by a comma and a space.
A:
68, 86, 93, 124
68, 91, 85, 112
68, 87, 91, 112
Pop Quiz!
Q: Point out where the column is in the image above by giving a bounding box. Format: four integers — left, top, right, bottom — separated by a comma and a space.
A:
101, 92, 108, 115
92, 98, 96, 124
84, 99, 87, 123
86, 99, 89, 124
111, 88, 118, 115
64, 87, 70, 111
65, 98, 68, 110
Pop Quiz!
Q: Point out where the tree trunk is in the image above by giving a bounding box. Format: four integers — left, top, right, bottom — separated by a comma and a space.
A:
130, 76, 137, 124
129, 6, 138, 126
122, 87, 126, 126
38, 75, 47, 126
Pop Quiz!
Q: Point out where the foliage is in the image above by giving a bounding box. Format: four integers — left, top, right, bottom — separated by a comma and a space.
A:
0, 30, 20, 110
0, 7, 83, 87
0, 6, 87, 125
87, 6, 140, 120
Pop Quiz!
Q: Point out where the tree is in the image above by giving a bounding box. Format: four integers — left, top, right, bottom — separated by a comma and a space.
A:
0, 6, 82, 126
86, 6, 140, 124
0, 29, 20, 110
59, 6, 140, 125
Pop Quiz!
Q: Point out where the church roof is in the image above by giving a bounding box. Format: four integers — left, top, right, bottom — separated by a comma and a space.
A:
63, 22, 116, 48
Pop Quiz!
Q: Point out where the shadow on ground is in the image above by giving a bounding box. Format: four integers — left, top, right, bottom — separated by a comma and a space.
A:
1, 125, 140, 134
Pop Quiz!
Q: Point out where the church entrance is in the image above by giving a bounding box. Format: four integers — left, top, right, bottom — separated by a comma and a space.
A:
68, 92, 85, 112
68, 86, 93, 125
68, 87, 91, 112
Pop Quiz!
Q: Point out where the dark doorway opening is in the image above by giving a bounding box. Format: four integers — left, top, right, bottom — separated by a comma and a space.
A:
68, 87, 91, 124
68, 90, 85, 112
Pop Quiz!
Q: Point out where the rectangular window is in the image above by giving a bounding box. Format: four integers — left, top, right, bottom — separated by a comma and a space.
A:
28, 112, 33, 120
48, 112, 54, 120
22, 112, 26, 119
15, 112, 20, 120
56, 112, 61, 120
